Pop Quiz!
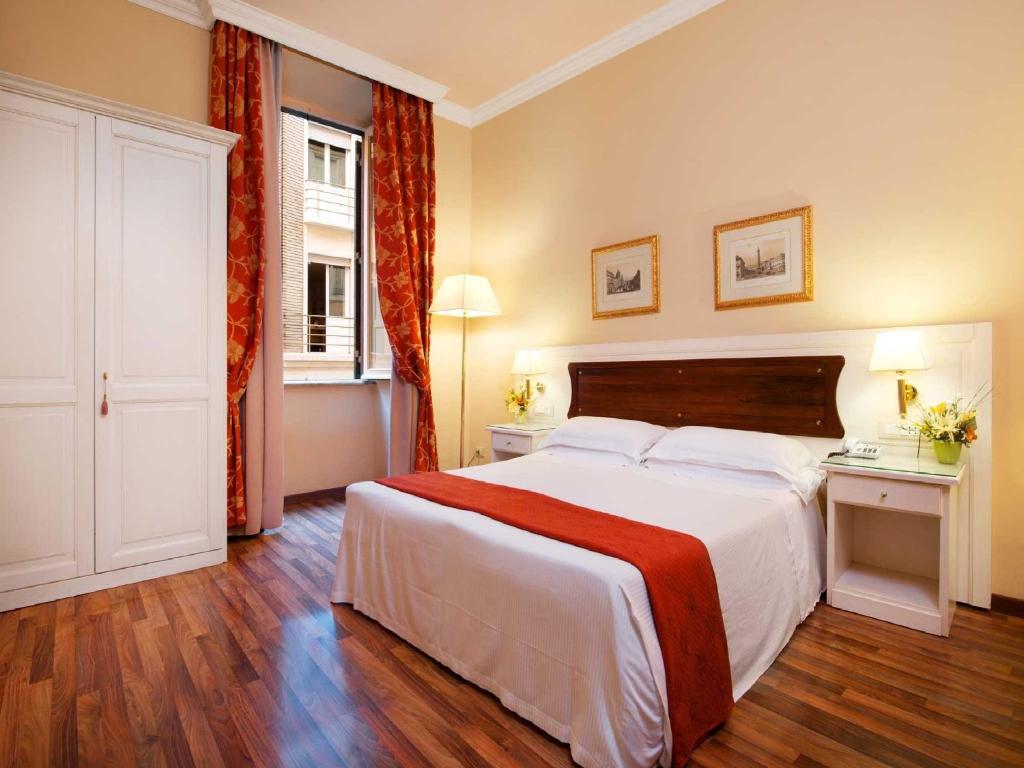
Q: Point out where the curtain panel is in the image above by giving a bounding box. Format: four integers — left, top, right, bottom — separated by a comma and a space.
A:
210, 21, 267, 527
238, 37, 284, 535
372, 83, 439, 472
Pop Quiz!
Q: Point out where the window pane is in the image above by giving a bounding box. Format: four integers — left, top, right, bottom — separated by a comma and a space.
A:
307, 141, 325, 182
328, 264, 347, 317
306, 262, 326, 352
328, 146, 345, 187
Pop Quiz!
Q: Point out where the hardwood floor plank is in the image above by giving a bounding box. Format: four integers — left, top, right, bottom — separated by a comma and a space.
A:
2, 496, 1023, 767
49, 601, 78, 768
2, 619, 35, 768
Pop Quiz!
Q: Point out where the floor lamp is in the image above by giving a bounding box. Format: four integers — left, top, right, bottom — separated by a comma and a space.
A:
428, 274, 502, 467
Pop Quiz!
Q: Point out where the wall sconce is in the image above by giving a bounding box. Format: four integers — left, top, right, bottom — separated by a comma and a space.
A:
868, 330, 929, 418
511, 349, 546, 399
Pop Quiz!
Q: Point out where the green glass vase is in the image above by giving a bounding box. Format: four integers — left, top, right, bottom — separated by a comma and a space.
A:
932, 441, 962, 465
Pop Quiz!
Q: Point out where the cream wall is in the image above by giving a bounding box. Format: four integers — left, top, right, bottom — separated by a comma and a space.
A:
282, 384, 387, 495
3, 0, 1020, 596
463, 0, 1024, 598
0, 0, 209, 123
431, 118, 475, 469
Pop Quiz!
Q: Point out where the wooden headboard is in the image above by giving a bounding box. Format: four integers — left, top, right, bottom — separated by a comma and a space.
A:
567, 355, 845, 438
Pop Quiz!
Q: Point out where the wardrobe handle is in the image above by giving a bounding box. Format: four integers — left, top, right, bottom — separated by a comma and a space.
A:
100, 372, 109, 416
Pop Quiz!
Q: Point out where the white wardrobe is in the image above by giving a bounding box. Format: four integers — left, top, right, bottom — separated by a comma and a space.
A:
0, 73, 235, 611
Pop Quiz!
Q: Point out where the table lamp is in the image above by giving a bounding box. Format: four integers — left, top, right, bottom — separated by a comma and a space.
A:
868, 330, 928, 418
429, 274, 501, 467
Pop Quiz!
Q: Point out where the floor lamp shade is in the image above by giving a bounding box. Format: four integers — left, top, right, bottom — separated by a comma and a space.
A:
429, 273, 501, 467
429, 274, 501, 317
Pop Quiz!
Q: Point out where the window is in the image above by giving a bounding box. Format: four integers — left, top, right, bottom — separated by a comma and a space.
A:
305, 259, 351, 355
307, 139, 346, 187
282, 108, 390, 382
328, 263, 347, 317
307, 140, 324, 182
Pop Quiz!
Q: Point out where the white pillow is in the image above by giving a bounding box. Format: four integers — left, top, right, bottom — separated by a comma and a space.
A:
537, 445, 637, 466
645, 426, 819, 487
540, 416, 667, 464
644, 458, 824, 502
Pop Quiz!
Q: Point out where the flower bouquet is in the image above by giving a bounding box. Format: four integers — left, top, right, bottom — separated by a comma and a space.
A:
912, 387, 989, 464
504, 385, 533, 424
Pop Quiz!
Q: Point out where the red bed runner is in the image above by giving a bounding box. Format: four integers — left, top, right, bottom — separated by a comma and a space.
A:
377, 472, 733, 764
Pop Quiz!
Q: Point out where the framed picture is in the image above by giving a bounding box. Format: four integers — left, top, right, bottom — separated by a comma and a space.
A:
591, 235, 660, 319
713, 206, 813, 310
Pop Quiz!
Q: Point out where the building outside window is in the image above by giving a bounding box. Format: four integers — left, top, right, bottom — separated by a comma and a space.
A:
282, 111, 362, 381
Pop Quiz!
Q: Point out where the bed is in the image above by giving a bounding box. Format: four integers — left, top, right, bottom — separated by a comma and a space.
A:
331, 355, 844, 768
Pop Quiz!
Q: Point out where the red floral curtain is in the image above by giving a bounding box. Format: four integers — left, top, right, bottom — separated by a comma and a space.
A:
372, 83, 438, 472
210, 21, 267, 527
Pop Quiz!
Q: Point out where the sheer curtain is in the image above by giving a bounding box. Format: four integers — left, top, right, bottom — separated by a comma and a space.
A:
239, 38, 284, 534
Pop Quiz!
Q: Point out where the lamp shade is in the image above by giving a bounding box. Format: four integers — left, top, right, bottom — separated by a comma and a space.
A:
868, 330, 928, 372
428, 273, 501, 317
511, 349, 545, 376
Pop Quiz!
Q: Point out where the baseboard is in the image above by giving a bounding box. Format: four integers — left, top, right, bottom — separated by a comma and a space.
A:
284, 486, 347, 505
991, 593, 1024, 618
0, 548, 226, 613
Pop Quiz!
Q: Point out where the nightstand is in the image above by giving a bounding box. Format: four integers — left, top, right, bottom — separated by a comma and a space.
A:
486, 423, 553, 462
822, 454, 964, 636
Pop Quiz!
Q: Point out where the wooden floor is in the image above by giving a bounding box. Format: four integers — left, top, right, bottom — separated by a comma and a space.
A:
1, 498, 1023, 768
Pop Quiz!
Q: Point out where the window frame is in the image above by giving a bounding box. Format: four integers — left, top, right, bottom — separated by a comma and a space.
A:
282, 107, 383, 383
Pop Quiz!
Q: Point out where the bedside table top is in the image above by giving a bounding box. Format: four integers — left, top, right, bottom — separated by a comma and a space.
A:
486, 422, 553, 434
821, 453, 965, 485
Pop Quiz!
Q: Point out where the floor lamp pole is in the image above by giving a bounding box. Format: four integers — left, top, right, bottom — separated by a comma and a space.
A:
458, 314, 467, 468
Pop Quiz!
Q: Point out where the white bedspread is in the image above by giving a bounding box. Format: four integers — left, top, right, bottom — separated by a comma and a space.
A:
331, 453, 825, 768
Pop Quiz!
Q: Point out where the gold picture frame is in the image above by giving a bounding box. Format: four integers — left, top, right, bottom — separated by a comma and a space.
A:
713, 206, 813, 310
591, 235, 660, 319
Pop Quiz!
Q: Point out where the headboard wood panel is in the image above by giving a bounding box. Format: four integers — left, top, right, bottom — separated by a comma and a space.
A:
567, 355, 845, 438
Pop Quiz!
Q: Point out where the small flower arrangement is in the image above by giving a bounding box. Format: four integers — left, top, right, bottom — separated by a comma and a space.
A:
504, 385, 533, 423
913, 387, 990, 464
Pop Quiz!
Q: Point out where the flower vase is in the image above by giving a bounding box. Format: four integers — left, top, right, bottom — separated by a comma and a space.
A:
932, 440, 962, 465
513, 411, 526, 425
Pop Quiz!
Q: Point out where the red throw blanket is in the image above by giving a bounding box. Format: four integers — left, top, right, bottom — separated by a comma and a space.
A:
377, 472, 734, 765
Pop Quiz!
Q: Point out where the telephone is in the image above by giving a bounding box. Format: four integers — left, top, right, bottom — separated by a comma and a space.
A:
840, 437, 882, 459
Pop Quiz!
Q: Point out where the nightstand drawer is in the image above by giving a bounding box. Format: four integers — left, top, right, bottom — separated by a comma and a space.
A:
828, 473, 941, 516
492, 433, 531, 455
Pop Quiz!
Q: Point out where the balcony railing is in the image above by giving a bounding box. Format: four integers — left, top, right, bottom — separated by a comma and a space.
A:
283, 312, 354, 357
304, 180, 355, 229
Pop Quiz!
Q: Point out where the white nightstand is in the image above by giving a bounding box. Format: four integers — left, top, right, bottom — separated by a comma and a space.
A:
822, 454, 964, 636
486, 423, 553, 462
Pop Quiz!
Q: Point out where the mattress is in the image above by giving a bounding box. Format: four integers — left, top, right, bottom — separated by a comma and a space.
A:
331, 452, 825, 768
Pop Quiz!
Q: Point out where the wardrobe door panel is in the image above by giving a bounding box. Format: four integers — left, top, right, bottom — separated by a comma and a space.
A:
0, 92, 94, 591
95, 117, 225, 572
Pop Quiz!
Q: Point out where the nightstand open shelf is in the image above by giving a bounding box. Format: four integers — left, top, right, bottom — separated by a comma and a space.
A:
823, 455, 964, 636
833, 562, 939, 612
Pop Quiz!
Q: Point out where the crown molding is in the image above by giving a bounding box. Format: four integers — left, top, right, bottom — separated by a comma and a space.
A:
469, 0, 725, 126
0, 70, 238, 147
128, 0, 212, 28
433, 100, 473, 127
129, 0, 448, 103
207, 0, 448, 103
126, 0, 725, 128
